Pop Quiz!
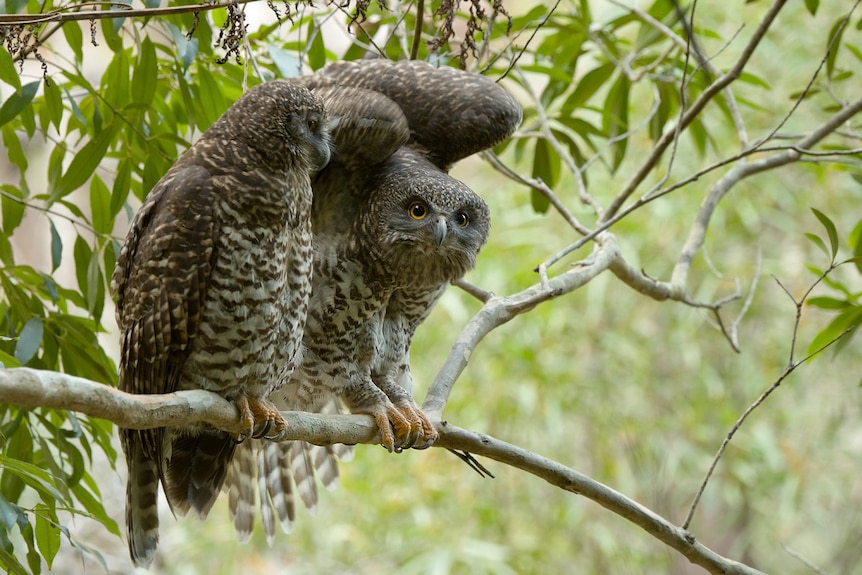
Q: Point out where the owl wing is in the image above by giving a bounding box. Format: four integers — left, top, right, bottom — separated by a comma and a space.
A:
112, 163, 217, 399
312, 59, 523, 170
111, 164, 218, 567
297, 84, 409, 235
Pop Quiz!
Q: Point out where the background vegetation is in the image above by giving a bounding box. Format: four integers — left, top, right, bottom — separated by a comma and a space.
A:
1, 0, 861, 573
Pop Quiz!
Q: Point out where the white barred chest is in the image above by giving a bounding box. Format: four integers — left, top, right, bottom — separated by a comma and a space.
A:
179, 219, 312, 401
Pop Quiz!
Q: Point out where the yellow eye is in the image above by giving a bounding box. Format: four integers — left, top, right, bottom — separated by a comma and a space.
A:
307, 118, 318, 132
455, 212, 469, 227
409, 202, 428, 220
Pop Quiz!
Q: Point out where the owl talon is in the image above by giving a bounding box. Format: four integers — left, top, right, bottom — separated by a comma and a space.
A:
251, 419, 274, 439
390, 403, 438, 450
264, 424, 288, 441
235, 396, 288, 443
373, 412, 397, 452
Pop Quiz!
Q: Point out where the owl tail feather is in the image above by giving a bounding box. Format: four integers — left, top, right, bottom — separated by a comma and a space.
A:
164, 430, 236, 519
226, 442, 257, 543
125, 442, 160, 569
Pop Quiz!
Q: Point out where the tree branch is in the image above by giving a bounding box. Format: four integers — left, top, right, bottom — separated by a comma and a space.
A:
0, 366, 765, 575
0, 0, 263, 25
602, 0, 789, 221
670, 94, 862, 291
439, 426, 766, 575
422, 234, 620, 419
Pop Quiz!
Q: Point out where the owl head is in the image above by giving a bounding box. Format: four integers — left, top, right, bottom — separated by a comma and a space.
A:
205, 80, 331, 175
360, 148, 490, 289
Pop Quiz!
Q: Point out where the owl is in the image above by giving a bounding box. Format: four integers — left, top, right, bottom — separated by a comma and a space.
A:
224, 61, 521, 542
110, 80, 330, 567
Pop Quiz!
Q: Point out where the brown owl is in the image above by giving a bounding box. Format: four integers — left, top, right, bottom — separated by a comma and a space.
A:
224, 61, 521, 542
110, 80, 329, 567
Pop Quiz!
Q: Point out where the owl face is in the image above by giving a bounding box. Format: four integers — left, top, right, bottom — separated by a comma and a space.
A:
365, 160, 490, 288
211, 80, 331, 174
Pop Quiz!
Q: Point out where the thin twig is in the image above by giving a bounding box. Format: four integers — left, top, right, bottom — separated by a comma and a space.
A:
682, 264, 853, 529
453, 278, 494, 303
496, 0, 560, 82
481, 150, 590, 236
781, 545, 827, 575
602, 0, 789, 222
0, 0, 261, 25
410, 0, 425, 60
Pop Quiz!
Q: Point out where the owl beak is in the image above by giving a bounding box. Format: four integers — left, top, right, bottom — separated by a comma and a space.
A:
433, 216, 448, 246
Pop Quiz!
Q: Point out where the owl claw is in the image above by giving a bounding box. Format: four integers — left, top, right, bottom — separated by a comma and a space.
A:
234, 396, 288, 443
251, 419, 274, 439
392, 403, 438, 451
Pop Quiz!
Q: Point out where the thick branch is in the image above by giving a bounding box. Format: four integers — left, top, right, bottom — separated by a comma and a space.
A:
0, 367, 765, 575
0, 367, 380, 445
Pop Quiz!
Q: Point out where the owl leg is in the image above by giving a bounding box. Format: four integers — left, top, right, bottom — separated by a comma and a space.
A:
235, 396, 289, 441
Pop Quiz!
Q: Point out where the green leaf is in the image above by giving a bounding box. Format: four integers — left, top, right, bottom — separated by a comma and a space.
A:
562, 63, 615, 113
0, 547, 29, 575
850, 218, 862, 274
0, 47, 21, 90
70, 482, 121, 536
49, 219, 63, 273
14, 317, 43, 365
603, 73, 630, 172
110, 159, 131, 219
804, 0, 818, 15
62, 15, 84, 64
804, 232, 830, 259
531, 138, 560, 192
2, 124, 27, 173
0, 349, 22, 368
195, 66, 226, 131
73, 236, 92, 304
53, 128, 113, 201
307, 19, 326, 70
825, 16, 847, 80
34, 507, 60, 568
132, 37, 157, 105
21, 520, 40, 575
86, 247, 104, 320
43, 80, 63, 132
807, 296, 849, 310
1, 185, 25, 234
530, 189, 550, 214
807, 306, 862, 358
103, 48, 130, 109
811, 207, 839, 259
89, 175, 112, 235
0, 81, 39, 129
0, 456, 63, 502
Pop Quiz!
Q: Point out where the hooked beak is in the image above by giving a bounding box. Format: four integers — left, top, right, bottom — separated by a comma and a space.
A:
432, 215, 448, 246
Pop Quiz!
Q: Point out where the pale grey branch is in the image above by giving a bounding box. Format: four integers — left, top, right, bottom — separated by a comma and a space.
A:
671, 95, 862, 290
423, 234, 621, 419
0, 366, 765, 575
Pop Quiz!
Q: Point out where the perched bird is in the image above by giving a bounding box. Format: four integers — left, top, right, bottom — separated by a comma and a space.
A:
111, 80, 330, 567
224, 60, 521, 543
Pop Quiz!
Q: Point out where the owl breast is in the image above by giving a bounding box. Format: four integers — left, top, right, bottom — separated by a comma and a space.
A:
179, 202, 312, 401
